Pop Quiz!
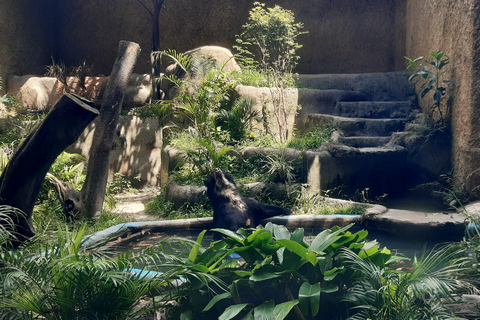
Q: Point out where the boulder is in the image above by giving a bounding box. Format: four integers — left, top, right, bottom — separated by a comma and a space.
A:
7, 75, 64, 111
185, 45, 241, 73
123, 73, 152, 110
161, 46, 241, 99
7, 74, 150, 111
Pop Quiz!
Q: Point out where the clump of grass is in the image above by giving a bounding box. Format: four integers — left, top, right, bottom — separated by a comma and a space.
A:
293, 186, 366, 216
287, 127, 335, 150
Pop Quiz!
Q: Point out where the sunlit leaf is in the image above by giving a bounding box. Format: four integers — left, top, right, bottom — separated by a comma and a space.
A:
299, 282, 320, 316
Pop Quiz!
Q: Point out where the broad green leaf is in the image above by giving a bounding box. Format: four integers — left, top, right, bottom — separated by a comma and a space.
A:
359, 245, 380, 259
385, 255, 410, 266
321, 283, 339, 293
211, 228, 245, 243
352, 230, 368, 242
253, 300, 275, 320
250, 271, 281, 282
234, 270, 254, 277
277, 239, 307, 256
299, 282, 320, 316
309, 224, 354, 253
219, 304, 250, 320
241, 311, 255, 320
276, 247, 286, 264
189, 230, 206, 262
188, 264, 210, 273
203, 292, 233, 312
330, 233, 356, 250
246, 229, 266, 244
272, 224, 291, 240
323, 267, 341, 281
291, 228, 304, 243
280, 248, 305, 271
277, 239, 317, 265
272, 300, 299, 320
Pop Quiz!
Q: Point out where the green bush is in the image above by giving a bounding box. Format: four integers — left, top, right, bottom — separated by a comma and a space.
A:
164, 223, 400, 320
0, 225, 176, 319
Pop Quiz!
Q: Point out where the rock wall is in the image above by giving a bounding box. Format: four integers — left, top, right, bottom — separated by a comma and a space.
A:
1, 0, 406, 80
67, 116, 163, 186
405, 0, 480, 199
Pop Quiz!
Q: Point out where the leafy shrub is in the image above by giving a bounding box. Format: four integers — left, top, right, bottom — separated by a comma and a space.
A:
341, 245, 472, 320
107, 173, 133, 195
405, 51, 454, 128
164, 223, 399, 320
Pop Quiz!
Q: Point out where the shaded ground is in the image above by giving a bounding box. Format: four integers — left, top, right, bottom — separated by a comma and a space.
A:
111, 186, 160, 221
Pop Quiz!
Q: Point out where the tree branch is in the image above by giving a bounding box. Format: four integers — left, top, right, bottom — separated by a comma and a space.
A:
134, 0, 153, 16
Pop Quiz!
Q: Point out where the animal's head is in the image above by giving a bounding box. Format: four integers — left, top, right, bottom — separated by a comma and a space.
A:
204, 168, 237, 193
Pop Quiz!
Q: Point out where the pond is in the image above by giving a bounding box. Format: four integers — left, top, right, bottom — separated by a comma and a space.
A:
107, 226, 441, 262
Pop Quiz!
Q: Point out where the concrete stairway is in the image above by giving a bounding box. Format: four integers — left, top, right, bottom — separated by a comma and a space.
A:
295, 72, 418, 197
297, 72, 416, 148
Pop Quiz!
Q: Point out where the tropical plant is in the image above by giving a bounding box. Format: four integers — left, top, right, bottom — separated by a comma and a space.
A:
405, 51, 454, 128
235, 2, 306, 142
0, 206, 26, 248
217, 98, 260, 142
0, 225, 185, 319
128, 99, 176, 128
262, 149, 296, 183
164, 223, 396, 320
341, 245, 472, 320
182, 139, 235, 176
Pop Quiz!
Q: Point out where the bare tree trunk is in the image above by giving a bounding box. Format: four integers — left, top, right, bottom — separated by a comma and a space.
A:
151, 0, 165, 100
0, 94, 99, 244
80, 40, 141, 218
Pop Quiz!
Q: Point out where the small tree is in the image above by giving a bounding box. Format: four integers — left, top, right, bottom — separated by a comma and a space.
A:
235, 2, 306, 142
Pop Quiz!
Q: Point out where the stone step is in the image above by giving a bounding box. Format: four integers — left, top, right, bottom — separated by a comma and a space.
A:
305, 114, 407, 137
297, 88, 369, 114
334, 101, 413, 119
298, 72, 415, 101
241, 145, 409, 197
335, 136, 392, 148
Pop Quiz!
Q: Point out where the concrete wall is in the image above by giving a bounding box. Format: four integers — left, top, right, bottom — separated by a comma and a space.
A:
405, 0, 480, 198
1, 0, 406, 80
0, 0, 56, 94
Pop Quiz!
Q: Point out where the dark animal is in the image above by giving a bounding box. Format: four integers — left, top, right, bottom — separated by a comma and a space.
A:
204, 168, 291, 232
